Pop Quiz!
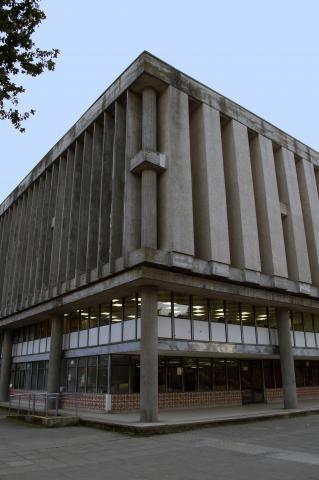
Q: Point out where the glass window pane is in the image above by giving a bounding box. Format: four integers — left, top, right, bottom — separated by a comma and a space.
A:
157, 291, 172, 317
183, 358, 197, 392
137, 295, 141, 318
192, 296, 208, 321
173, 294, 190, 319
225, 302, 240, 325
263, 360, 275, 388
210, 300, 225, 323
111, 299, 123, 324
273, 360, 282, 388
87, 357, 97, 393
70, 311, 80, 332
77, 358, 87, 393
314, 315, 319, 333
167, 358, 183, 392
304, 361, 313, 386
130, 356, 140, 393
291, 312, 303, 332
97, 355, 108, 393
89, 306, 99, 329
226, 359, 240, 390
63, 314, 70, 333
240, 304, 254, 326
268, 307, 277, 329
303, 313, 314, 333
100, 303, 111, 326
80, 309, 90, 330
111, 355, 129, 394
198, 359, 213, 392
295, 360, 305, 387
255, 306, 268, 328
214, 359, 226, 391
124, 296, 136, 321
158, 358, 167, 393
67, 360, 77, 393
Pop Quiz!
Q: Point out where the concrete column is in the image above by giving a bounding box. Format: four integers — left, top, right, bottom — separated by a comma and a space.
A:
47, 315, 63, 395
0, 330, 12, 402
140, 286, 158, 422
276, 308, 298, 409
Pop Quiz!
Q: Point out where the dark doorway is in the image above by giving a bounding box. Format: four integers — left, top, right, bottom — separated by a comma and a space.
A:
240, 360, 264, 404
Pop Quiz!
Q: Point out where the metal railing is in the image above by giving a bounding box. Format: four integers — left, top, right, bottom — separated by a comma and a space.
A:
8, 392, 80, 417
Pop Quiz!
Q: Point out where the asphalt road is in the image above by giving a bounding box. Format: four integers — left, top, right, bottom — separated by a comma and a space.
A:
0, 410, 319, 479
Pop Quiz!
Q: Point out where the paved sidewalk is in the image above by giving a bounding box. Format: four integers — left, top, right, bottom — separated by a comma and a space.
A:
3, 399, 319, 434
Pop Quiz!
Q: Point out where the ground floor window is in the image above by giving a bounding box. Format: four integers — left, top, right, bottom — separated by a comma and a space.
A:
11, 356, 319, 396
10, 361, 48, 390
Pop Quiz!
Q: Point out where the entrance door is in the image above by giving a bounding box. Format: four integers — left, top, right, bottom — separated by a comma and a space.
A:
240, 360, 264, 404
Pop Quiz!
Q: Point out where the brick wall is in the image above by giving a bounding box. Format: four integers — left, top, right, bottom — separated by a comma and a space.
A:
266, 387, 319, 402
111, 391, 242, 411
60, 393, 105, 411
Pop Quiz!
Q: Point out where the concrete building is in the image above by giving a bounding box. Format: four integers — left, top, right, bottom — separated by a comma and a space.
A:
1, 52, 319, 421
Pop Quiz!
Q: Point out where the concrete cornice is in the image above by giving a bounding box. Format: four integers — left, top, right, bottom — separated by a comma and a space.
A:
1, 50, 318, 217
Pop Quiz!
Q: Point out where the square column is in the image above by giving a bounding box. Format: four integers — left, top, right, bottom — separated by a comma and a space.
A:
276, 308, 298, 409
140, 286, 158, 422
0, 330, 12, 402
47, 315, 63, 395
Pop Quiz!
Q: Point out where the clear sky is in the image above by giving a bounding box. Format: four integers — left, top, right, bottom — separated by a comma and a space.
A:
1, 0, 319, 203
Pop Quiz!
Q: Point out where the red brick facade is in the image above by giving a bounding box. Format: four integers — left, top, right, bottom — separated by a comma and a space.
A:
111, 391, 242, 411
266, 387, 319, 402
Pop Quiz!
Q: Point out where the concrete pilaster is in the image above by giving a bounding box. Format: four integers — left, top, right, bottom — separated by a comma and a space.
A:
0, 330, 12, 402
221, 119, 261, 272
189, 103, 230, 265
140, 286, 158, 422
296, 158, 319, 286
275, 147, 311, 284
276, 308, 298, 409
249, 134, 288, 277
158, 86, 194, 256
47, 315, 63, 395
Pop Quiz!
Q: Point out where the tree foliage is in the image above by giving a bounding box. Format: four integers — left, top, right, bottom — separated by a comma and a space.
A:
0, 0, 59, 132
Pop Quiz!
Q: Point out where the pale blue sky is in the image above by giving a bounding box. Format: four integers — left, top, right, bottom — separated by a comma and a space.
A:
1, 0, 319, 203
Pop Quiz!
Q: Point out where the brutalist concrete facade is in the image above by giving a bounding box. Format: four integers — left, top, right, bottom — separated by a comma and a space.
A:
1, 52, 319, 420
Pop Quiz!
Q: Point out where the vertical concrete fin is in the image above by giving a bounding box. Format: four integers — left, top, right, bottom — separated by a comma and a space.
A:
123, 90, 142, 261
86, 120, 104, 274
75, 130, 93, 281
8, 193, 28, 313
221, 119, 261, 271
57, 148, 75, 289
296, 157, 319, 285
41, 163, 59, 298
66, 139, 84, 283
0, 213, 11, 316
21, 178, 43, 308
33, 169, 53, 303
109, 101, 126, 270
274, 147, 311, 283
189, 103, 230, 264
49, 155, 68, 293
2, 203, 19, 314
97, 111, 114, 272
158, 86, 194, 256
249, 134, 288, 277
14, 187, 33, 310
